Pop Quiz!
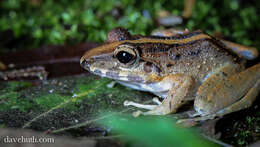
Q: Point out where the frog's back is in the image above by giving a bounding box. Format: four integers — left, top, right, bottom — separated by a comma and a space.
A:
167, 39, 245, 81
138, 31, 246, 82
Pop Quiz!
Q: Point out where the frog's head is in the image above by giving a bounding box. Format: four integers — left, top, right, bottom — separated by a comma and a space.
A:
80, 27, 162, 83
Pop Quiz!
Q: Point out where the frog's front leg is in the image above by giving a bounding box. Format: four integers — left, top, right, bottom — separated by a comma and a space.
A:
126, 74, 194, 116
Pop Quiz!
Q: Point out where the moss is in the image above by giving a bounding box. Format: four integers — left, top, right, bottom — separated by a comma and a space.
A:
233, 116, 260, 146
0, 75, 152, 130
34, 94, 72, 110
0, 81, 32, 91
217, 97, 260, 146
0, 81, 33, 112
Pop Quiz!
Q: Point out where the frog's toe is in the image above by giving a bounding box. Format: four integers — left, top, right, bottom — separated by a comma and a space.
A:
123, 100, 131, 106
177, 114, 217, 126
187, 111, 200, 117
133, 110, 143, 117
177, 118, 198, 127
152, 97, 162, 105
106, 81, 117, 88
123, 100, 157, 110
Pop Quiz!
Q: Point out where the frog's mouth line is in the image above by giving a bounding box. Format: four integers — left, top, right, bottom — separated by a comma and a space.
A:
93, 68, 144, 82
80, 59, 144, 82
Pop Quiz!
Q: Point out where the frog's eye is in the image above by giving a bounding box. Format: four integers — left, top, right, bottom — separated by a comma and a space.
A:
116, 51, 134, 64
114, 45, 138, 65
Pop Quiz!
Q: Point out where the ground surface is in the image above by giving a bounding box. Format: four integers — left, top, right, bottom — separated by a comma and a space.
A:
0, 73, 259, 146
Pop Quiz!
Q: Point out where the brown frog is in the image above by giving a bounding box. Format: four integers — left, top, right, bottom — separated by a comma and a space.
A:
80, 27, 260, 123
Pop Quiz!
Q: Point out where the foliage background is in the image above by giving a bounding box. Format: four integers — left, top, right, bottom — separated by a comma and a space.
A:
0, 0, 260, 51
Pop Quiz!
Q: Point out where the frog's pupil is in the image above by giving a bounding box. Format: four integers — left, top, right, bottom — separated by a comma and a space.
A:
116, 51, 134, 64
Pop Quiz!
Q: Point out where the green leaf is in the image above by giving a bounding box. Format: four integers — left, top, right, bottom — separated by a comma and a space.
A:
100, 114, 218, 147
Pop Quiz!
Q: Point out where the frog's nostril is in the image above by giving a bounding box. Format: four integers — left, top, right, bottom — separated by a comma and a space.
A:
80, 58, 91, 70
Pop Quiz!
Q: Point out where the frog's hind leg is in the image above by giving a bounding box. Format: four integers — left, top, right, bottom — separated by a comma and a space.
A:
215, 79, 260, 116
220, 39, 259, 60
178, 63, 260, 126
189, 62, 241, 117
178, 79, 260, 126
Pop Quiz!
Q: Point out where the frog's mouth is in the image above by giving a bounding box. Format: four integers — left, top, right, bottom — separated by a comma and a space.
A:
80, 58, 144, 82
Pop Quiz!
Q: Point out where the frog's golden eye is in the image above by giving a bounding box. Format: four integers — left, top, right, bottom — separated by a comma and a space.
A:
116, 51, 134, 64
114, 45, 138, 65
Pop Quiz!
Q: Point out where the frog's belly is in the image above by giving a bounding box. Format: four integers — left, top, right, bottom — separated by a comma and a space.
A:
117, 81, 170, 98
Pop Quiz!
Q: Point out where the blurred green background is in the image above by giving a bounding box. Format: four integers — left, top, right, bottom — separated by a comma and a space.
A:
0, 0, 259, 51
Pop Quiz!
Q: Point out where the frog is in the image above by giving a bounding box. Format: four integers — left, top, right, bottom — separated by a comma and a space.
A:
80, 27, 260, 124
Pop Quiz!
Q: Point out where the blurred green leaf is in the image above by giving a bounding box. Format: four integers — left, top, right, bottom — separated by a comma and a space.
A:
100, 114, 218, 147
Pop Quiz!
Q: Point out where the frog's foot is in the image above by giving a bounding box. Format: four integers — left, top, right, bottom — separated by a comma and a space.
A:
177, 114, 216, 127
124, 101, 157, 110
132, 106, 169, 117
124, 97, 165, 117
152, 97, 162, 105
187, 111, 200, 117
106, 81, 117, 88
124, 97, 161, 110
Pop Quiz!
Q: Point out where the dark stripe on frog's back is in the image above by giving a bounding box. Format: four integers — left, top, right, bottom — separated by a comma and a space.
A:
120, 30, 206, 56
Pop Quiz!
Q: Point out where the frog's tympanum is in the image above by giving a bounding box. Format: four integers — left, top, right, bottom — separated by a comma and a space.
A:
80, 27, 260, 123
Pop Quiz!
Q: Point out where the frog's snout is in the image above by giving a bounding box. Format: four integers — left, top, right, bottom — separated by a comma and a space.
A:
80, 57, 91, 71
